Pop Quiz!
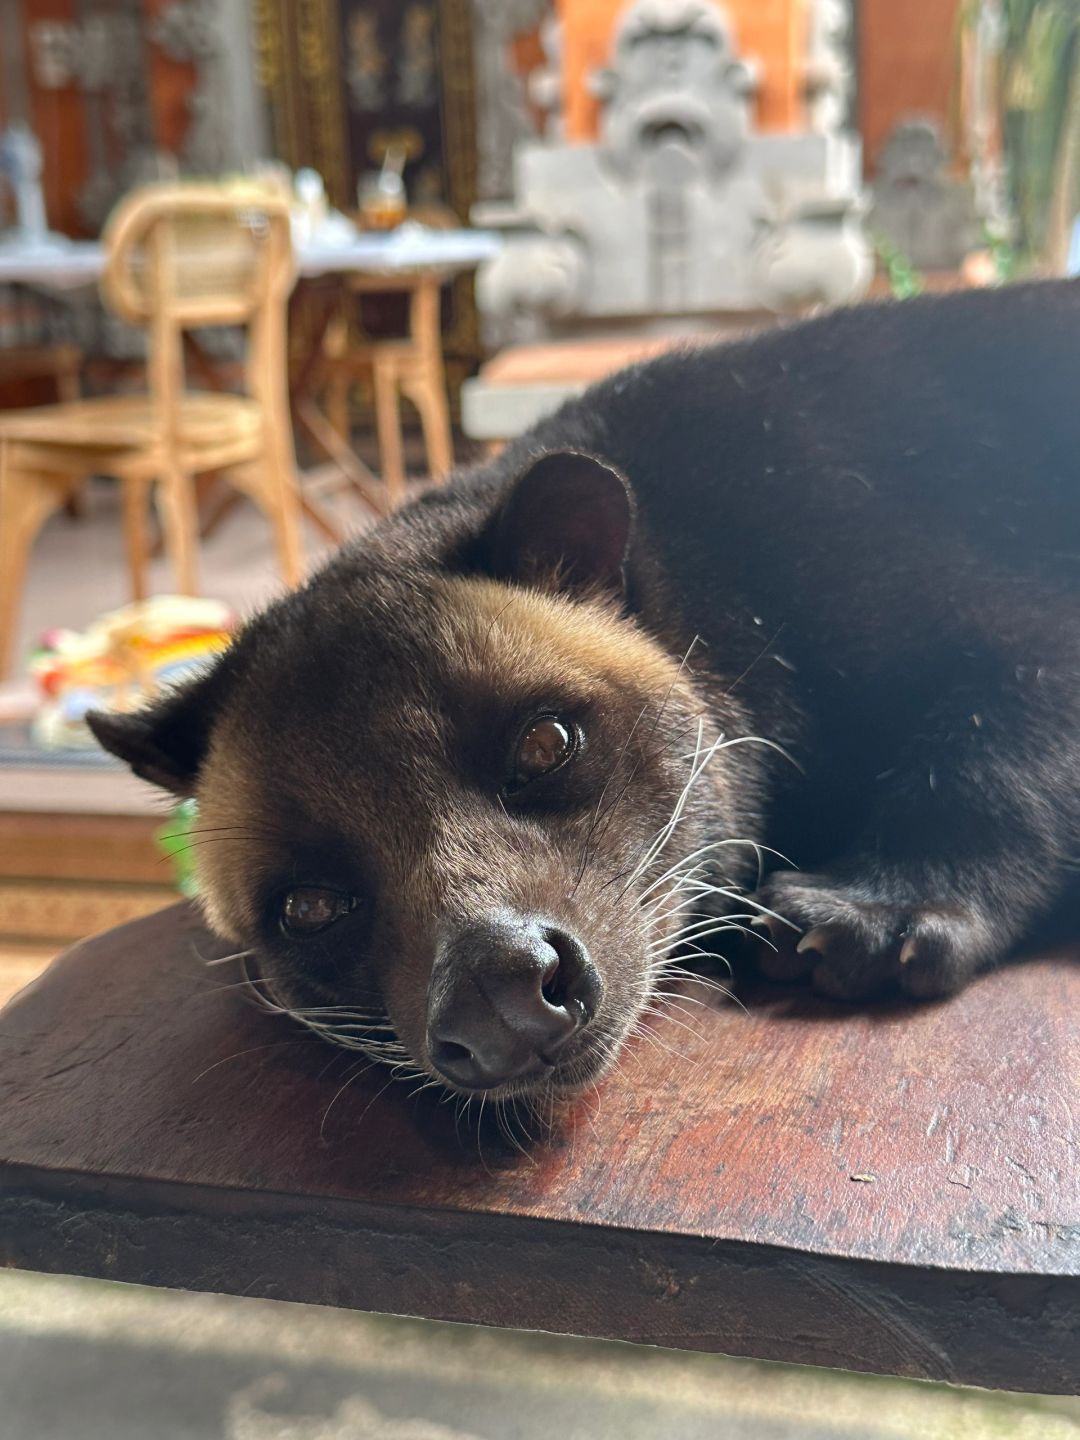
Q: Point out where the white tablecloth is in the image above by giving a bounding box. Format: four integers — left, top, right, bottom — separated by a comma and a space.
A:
0, 227, 502, 292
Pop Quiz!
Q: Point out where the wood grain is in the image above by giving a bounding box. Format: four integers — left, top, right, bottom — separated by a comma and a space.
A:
0, 879, 173, 944
0, 812, 166, 884
2, 903, 1078, 1392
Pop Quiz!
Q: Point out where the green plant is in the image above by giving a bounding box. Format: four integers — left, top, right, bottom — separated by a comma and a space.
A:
872, 233, 925, 298
964, 0, 1080, 268
156, 799, 200, 897
980, 217, 1020, 276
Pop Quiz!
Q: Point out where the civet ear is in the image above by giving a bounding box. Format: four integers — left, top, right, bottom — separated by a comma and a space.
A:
490, 451, 635, 598
86, 660, 231, 797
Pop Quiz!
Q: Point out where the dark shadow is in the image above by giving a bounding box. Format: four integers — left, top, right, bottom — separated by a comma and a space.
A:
721, 930, 1078, 1027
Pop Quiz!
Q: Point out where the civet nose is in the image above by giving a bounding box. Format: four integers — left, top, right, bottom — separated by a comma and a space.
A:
426, 911, 602, 1090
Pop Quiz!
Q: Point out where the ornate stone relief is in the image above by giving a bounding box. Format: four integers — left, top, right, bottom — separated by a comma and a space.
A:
870, 118, 980, 270
152, 0, 239, 177
470, 0, 550, 200
805, 0, 854, 135
28, 0, 242, 229
29, 0, 163, 231
476, 0, 869, 336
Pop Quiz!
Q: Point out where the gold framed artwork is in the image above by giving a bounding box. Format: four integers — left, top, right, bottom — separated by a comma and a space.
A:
253, 0, 482, 403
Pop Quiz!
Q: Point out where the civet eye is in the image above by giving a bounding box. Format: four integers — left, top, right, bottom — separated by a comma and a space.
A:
280, 886, 355, 936
513, 715, 578, 787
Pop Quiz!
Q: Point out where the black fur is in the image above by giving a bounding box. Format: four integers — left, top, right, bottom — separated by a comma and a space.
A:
414, 280, 1080, 996
95, 280, 1080, 1006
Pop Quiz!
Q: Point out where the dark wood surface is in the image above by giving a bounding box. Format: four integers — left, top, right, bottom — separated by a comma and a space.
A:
2, 903, 1078, 1392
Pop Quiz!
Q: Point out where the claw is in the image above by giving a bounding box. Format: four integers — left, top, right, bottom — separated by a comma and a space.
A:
749, 914, 786, 946
898, 937, 918, 966
796, 925, 832, 957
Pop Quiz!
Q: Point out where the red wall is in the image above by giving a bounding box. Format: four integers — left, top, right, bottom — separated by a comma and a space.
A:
858, 0, 965, 174
17, 0, 198, 236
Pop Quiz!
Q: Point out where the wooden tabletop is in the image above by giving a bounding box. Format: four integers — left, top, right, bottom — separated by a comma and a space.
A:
1, 903, 1078, 1393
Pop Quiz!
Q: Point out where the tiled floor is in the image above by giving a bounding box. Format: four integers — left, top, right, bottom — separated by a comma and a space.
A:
9, 474, 379, 675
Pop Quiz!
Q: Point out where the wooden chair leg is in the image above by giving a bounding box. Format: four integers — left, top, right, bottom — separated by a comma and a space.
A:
0, 445, 69, 679
325, 373, 350, 446
57, 356, 81, 407
121, 476, 152, 602
257, 422, 305, 585
268, 464, 305, 587
58, 359, 86, 519
154, 463, 199, 595
373, 359, 406, 510
408, 274, 453, 483
268, 486, 304, 587
321, 312, 351, 442
225, 441, 305, 588
405, 369, 454, 481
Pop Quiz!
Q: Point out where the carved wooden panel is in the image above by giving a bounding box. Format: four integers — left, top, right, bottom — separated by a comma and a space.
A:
254, 0, 482, 393
17, 0, 202, 237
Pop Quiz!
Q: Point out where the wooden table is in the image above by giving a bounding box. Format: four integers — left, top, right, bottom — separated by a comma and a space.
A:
0, 230, 502, 290
0, 228, 501, 535
2, 902, 1078, 1394
0, 738, 175, 947
287, 256, 483, 521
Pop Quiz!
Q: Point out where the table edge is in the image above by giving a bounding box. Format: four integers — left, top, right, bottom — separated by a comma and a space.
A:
3, 1160, 1077, 1393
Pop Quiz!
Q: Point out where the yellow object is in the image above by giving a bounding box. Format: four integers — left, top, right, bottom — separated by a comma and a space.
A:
30, 595, 233, 751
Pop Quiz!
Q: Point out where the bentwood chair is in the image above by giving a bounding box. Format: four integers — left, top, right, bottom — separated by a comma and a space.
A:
317, 267, 455, 511
0, 182, 304, 677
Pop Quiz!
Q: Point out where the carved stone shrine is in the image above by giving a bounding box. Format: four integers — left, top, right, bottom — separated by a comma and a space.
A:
476, 0, 870, 338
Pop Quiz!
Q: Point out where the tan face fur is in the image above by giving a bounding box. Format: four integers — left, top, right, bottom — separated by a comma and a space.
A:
191, 575, 735, 1099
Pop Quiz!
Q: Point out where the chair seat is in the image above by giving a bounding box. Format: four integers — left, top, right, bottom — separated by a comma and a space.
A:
0, 393, 263, 453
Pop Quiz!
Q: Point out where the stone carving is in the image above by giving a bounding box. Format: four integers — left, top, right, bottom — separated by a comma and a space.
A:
475, 0, 868, 337
591, 0, 759, 182
749, 197, 872, 312
528, 12, 565, 140
0, 124, 52, 244
476, 231, 587, 340
152, 0, 239, 177
870, 118, 981, 271
471, 0, 550, 200
28, 1, 163, 232
29, 0, 251, 229
805, 0, 854, 135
